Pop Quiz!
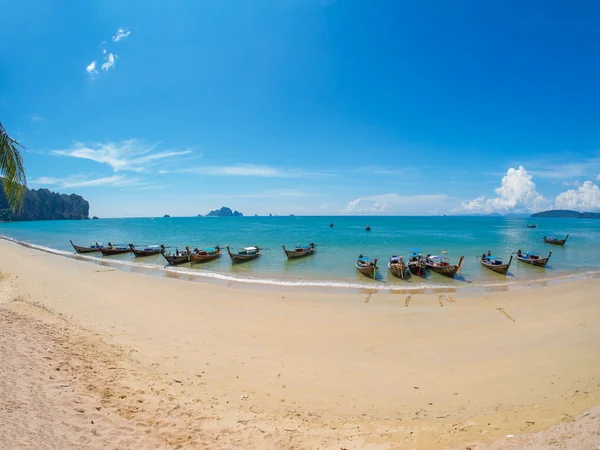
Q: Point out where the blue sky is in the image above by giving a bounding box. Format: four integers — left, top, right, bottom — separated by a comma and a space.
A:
1, 0, 600, 217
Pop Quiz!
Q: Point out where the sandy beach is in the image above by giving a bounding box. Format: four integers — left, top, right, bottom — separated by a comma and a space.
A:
0, 238, 598, 449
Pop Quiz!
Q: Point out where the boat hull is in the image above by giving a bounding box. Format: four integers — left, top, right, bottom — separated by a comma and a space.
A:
227, 246, 260, 263
426, 256, 464, 278
517, 251, 552, 267
356, 262, 378, 279
70, 240, 100, 254
129, 244, 163, 257
407, 261, 426, 276
388, 262, 407, 279
190, 251, 221, 263
160, 251, 190, 265
480, 255, 512, 275
282, 245, 315, 259
99, 247, 132, 256
543, 235, 568, 246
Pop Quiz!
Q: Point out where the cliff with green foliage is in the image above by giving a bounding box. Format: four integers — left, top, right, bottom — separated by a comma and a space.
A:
0, 185, 89, 221
531, 209, 600, 218
206, 206, 243, 217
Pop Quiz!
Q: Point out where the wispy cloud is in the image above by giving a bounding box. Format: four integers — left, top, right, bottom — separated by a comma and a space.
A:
85, 60, 98, 76
51, 140, 192, 173
101, 53, 116, 71
203, 189, 314, 199
30, 174, 140, 189
85, 27, 129, 77
345, 193, 450, 214
178, 163, 333, 178
112, 27, 131, 43
30, 115, 44, 123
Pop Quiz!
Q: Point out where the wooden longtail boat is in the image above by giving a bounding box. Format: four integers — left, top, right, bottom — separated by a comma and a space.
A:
226, 245, 261, 263
160, 248, 190, 265
70, 240, 102, 254
388, 255, 407, 279
188, 246, 221, 263
282, 243, 315, 259
425, 251, 464, 278
516, 250, 552, 267
329, 223, 334, 228
129, 244, 164, 257
480, 254, 513, 275
365, 225, 371, 231
356, 255, 378, 279
97, 242, 132, 256
527, 224, 537, 228
543, 234, 569, 245
407, 248, 426, 276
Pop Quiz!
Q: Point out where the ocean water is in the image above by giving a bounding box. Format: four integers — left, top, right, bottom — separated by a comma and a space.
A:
1, 216, 599, 291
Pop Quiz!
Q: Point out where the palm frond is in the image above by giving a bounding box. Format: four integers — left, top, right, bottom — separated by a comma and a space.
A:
0, 121, 27, 212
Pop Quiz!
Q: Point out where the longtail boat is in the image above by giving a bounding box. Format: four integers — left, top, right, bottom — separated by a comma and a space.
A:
129, 244, 164, 257
226, 245, 261, 263
516, 250, 552, 267
160, 248, 190, 265
282, 243, 315, 259
425, 251, 464, 278
388, 255, 407, 279
407, 248, 426, 276
188, 246, 221, 263
97, 242, 132, 256
356, 255, 378, 279
329, 223, 334, 228
480, 254, 512, 275
527, 224, 537, 228
543, 234, 569, 245
365, 225, 371, 231
70, 240, 103, 254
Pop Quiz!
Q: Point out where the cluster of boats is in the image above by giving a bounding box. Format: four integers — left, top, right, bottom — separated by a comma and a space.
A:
69, 232, 569, 280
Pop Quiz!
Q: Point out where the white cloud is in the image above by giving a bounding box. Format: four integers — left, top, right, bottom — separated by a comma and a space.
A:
112, 27, 131, 43
51, 140, 192, 172
101, 53, 117, 71
596, 173, 600, 181
345, 193, 450, 214
85, 61, 98, 75
30, 175, 139, 189
459, 166, 548, 213
180, 164, 330, 178
554, 181, 600, 211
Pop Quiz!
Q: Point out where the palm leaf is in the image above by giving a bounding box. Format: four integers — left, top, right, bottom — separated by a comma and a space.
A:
0, 121, 27, 212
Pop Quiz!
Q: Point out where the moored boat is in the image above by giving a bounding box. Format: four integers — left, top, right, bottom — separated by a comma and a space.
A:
329, 223, 334, 228
356, 255, 378, 279
70, 240, 103, 254
282, 243, 315, 258
226, 245, 261, 263
516, 250, 552, 267
187, 246, 221, 263
161, 248, 190, 265
365, 225, 371, 231
97, 242, 132, 256
129, 244, 164, 257
407, 248, 426, 276
388, 255, 407, 279
425, 251, 464, 278
480, 253, 512, 275
543, 234, 569, 245
527, 224, 537, 228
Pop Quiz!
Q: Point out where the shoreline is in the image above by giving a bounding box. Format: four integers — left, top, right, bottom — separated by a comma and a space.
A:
3, 235, 600, 295
0, 238, 599, 448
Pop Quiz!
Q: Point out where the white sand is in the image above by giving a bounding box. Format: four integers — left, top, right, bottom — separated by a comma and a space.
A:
0, 238, 598, 449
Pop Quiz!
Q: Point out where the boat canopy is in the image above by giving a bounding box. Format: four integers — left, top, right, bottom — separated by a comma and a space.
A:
243, 246, 258, 251
390, 255, 402, 263
358, 256, 373, 262
522, 251, 535, 256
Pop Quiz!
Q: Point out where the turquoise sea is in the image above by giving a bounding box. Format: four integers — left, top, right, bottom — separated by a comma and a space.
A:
1, 216, 599, 292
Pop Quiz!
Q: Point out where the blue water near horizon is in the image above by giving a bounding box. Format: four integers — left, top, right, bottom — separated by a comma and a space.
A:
1, 216, 598, 290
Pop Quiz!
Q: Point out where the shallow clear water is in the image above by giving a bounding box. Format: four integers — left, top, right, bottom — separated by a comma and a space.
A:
1, 216, 598, 290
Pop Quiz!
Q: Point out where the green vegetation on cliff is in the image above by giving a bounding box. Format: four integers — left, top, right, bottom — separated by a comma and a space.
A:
0, 185, 89, 221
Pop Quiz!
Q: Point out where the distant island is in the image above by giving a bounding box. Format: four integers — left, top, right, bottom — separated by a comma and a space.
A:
206, 206, 243, 217
163, 214, 170, 218
0, 185, 89, 221
531, 209, 600, 218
